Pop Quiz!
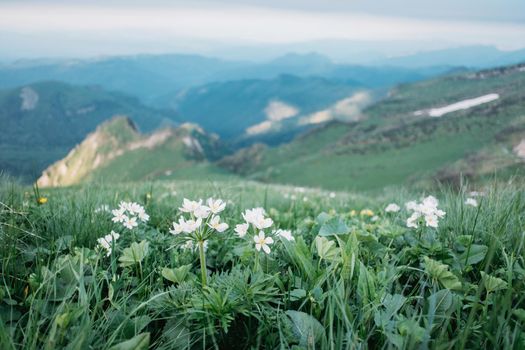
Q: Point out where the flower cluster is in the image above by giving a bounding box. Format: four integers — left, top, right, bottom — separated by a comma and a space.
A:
169, 198, 228, 236
234, 208, 294, 254
111, 201, 149, 229
97, 231, 120, 256
405, 195, 446, 228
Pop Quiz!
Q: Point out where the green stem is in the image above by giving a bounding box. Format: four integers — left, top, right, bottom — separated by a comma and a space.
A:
254, 252, 260, 272
198, 240, 207, 287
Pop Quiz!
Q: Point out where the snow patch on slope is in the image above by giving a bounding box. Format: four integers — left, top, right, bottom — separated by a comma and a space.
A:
414, 93, 500, 118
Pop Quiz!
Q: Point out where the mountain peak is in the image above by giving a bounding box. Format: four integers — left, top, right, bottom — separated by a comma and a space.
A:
37, 118, 224, 187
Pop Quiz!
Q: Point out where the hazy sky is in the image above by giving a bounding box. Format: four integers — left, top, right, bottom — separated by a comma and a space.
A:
1, 0, 524, 60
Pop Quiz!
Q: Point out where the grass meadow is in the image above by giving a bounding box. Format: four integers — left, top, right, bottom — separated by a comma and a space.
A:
1, 176, 525, 349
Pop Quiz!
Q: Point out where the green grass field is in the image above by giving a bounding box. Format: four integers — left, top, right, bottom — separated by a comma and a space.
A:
1, 175, 525, 349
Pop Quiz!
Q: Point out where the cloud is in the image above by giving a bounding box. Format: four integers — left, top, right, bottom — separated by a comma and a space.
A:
265, 100, 299, 121
0, 2, 524, 57
299, 91, 373, 125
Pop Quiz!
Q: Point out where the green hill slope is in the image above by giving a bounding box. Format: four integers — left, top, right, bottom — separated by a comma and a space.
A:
37, 116, 230, 187
0, 81, 177, 180
160, 74, 371, 143
221, 63, 525, 190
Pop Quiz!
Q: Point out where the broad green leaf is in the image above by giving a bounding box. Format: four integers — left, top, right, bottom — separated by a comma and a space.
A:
314, 236, 340, 261
289, 289, 307, 301
315, 212, 331, 226
423, 257, 462, 290
319, 216, 349, 236
109, 332, 150, 350
460, 244, 487, 266
162, 264, 192, 284
426, 289, 457, 318
481, 271, 507, 293
285, 310, 325, 347
357, 262, 377, 304
119, 241, 149, 268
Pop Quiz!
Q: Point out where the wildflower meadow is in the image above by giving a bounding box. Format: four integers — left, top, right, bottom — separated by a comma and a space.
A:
1, 177, 525, 349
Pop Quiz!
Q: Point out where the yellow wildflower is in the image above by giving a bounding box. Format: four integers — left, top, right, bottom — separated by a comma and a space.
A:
360, 209, 374, 217
37, 197, 48, 205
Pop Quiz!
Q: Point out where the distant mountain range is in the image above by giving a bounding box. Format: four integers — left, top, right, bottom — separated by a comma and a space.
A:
0, 52, 459, 106
37, 62, 525, 190
0, 81, 177, 180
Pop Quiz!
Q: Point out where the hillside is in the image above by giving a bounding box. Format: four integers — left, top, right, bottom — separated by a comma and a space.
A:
221, 63, 525, 190
37, 116, 229, 187
35, 62, 525, 190
0, 81, 177, 180
164, 74, 371, 143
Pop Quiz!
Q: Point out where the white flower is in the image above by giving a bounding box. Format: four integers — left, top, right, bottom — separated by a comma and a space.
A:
254, 231, 274, 254
242, 208, 265, 224
465, 198, 478, 207
243, 208, 273, 230
207, 215, 229, 232
97, 231, 120, 256
434, 209, 446, 218
111, 208, 127, 223
138, 211, 150, 222
329, 192, 336, 199
235, 223, 249, 238
119, 201, 133, 212
123, 216, 138, 230
180, 217, 202, 233
405, 195, 446, 229
252, 215, 273, 230
129, 202, 143, 214
424, 214, 438, 228
405, 201, 419, 211
385, 203, 400, 213
207, 198, 226, 214
179, 198, 202, 213
193, 205, 211, 219
303, 197, 308, 202
275, 229, 294, 241
406, 212, 421, 228
169, 219, 183, 235
422, 195, 439, 208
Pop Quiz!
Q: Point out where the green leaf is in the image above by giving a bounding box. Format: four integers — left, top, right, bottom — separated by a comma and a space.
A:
289, 289, 307, 301
357, 262, 377, 304
109, 332, 150, 350
460, 244, 487, 266
319, 216, 349, 236
285, 310, 325, 347
423, 257, 462, 290
314, 236, 340, 261
162, 264, 192, 284
513, 309, 525, 322
119, 241, 149, 268
481, 271, 507, 293
426, 289, 457, 318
